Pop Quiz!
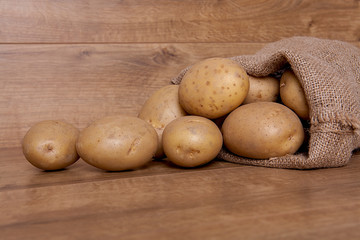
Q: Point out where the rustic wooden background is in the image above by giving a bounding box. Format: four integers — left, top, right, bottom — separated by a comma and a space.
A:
1, 0, 360, 239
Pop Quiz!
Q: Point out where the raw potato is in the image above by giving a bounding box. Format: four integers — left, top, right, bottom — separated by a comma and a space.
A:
76, 115, 158, 171
280, 69, 309, 119
179, 58, 249, 119
243, 75, 279, 104
138, 85, 187, 158
162, 116, 223, 167
222, 102, 304, 159
22, 120, 79, 170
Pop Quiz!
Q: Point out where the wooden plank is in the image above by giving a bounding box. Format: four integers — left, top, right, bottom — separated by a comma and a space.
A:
0, 149, 359, 239
0, 42, 264, 148
0, 0, 359, 43
1, 41, 359, 148
1, 42, 359, 148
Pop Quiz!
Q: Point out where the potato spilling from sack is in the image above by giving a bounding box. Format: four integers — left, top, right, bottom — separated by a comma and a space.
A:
222, 102, 305, 159
76, 115, 158, 171
162, 116, 223, 167
243, 76, 279, 104
22, 120, 79, 170
280, 70, 309, 120
178, 58, 249, 119
138, 85, 187, 158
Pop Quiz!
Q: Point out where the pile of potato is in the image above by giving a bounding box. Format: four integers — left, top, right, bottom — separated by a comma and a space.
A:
22, 58, 309, 171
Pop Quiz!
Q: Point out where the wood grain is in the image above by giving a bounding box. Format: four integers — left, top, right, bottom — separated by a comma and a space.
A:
0, 42, 264, 148
0, 0, 359, 43
1, 148, 360, 240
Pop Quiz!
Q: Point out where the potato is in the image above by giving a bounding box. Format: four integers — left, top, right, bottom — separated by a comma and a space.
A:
138, 85, 187, 158
76, 115, 158, 171
222, 102, 304, 159
22, 120, 79, 170
162, 116, 223, 167
242, 75, 279, 104
280, 69, 309, 119
178, 58, 249, 119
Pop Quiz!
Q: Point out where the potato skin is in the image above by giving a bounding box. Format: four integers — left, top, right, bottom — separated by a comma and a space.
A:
243, 76, 279, 104
76, 115, 158, 171
162, 116, 223, 167
138, 85, 187, 158
179, 58, 249, 119
22, 120, 79, 170
222, 102, 304, 159
280, 70, 309, 119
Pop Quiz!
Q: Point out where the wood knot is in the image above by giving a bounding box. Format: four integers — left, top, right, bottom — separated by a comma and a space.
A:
152, 46, 178, 64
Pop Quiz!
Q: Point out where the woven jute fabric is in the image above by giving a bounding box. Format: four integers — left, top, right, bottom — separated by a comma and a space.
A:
172, 36, 360, 169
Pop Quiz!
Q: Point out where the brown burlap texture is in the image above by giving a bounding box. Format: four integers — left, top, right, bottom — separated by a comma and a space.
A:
172, 36, 360, 169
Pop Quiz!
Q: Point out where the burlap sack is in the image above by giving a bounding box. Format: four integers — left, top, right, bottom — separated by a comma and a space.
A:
172, 36, 360, 169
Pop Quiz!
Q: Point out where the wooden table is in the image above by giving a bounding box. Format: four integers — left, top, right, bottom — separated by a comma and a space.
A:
1, 148, 360, 239
1, 1, 359, 239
